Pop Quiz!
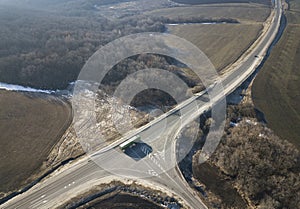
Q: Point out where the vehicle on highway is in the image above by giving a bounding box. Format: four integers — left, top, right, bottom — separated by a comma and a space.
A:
119, 135, 141, 151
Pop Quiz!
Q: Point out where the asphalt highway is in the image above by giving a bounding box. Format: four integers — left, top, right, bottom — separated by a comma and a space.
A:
1, 0, 282, 208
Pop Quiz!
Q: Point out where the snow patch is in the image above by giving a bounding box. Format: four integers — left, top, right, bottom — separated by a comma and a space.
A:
0, 82, 74, 98
0, 82, 54, 94
245, 119, 257, 125
259, 133, 267, 138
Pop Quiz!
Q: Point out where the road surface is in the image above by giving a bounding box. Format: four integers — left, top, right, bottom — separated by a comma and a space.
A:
1, 0, 282, 208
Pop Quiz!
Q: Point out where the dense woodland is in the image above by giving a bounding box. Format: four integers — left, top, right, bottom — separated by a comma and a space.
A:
0, 3, 167, 90
100, 53, 203, 108
0, 0, 219, 90
194, 104, 300, 208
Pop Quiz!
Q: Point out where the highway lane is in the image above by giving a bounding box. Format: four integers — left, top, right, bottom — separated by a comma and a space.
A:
222, 0, 282, 93
94, 0, 282, 153
2, 1, 282, 208
4, 160, 107, 208
3, 108, 204, 208
91, 111, 207, 209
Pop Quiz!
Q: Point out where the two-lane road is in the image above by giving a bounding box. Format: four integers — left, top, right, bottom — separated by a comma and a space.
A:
1, 0, 282, 208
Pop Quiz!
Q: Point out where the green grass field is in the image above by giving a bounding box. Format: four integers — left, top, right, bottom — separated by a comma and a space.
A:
0, 91, 72, 197
252, 0, 300, 149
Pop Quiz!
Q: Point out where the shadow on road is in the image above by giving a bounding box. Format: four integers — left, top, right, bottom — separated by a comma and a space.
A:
123, 142, 153, 161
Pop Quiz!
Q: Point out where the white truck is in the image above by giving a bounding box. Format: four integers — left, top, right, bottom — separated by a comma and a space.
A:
119, 135, 141, 151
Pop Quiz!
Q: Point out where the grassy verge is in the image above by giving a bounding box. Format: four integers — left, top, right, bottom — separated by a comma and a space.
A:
252, 0, 300, 149
0, 91, 72, 197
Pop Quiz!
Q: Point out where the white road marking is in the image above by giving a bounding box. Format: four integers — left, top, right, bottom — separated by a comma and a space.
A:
148, 169, 158, 176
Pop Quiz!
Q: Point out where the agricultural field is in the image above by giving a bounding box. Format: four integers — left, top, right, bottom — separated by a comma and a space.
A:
148, 4, 271, 23
286, 0, 300, 23
171, 0, 270, 5
0, 91, 72, 197
148, 4, 270, 72
168, 24, 263, 71
252, 0, 300, 149
252, 23, 300, 149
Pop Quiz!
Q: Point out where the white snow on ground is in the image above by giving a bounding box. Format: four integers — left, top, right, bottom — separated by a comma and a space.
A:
245, 119, 258, 125
259, 133, 267, 138
0, 82, 55, 94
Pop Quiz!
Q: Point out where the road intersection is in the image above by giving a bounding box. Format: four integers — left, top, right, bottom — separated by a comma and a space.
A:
1, 0, 282, 208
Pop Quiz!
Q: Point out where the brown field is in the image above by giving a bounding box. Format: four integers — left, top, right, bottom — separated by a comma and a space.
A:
148, 4, 270, 72
170, 0, 270, 5
252, 0, 300, 149
286, 0, 300, 23
168, 24, 263, 71
147, 4, 270, 23
0, 91, 72, 196
252, 24, 300, 149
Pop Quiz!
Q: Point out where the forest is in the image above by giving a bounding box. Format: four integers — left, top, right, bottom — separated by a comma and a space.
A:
0, 3, 166, 90
0, 0, 217, 90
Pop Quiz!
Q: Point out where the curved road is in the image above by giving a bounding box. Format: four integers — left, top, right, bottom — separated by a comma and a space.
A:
2, 0, 282, 208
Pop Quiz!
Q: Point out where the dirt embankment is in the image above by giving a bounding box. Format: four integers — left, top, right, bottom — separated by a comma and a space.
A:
46, 89, 151, 167
59, 181, 182, 209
